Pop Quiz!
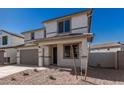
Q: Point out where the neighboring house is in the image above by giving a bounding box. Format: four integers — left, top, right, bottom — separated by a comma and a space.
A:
89, 42, 124, 69
0, 30, 24, 64
17, 10, 94, 70
90, 42, 124, 53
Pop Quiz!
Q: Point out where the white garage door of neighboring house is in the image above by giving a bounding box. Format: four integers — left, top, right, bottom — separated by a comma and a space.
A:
0, 51, 4, 64
20, 49, 38, 66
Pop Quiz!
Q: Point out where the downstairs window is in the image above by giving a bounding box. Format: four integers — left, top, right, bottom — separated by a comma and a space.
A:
64, 44, 79, 58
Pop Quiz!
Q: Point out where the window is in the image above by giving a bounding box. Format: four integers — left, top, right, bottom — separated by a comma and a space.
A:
58, 19, 70, 33
64, 44, 79, 58
31, 32, 35, 40
2, 36, 8, 45
58, 21, 64, 33
64, 45, 71, 58
72, 45, 79, 58
44, 29, 46, 38
64, 20, 70, 32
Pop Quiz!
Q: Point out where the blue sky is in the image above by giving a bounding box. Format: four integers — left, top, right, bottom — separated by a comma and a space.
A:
0, 8, 124, 44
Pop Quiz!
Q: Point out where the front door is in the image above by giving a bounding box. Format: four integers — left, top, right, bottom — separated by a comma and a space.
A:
53, 47, 57, 65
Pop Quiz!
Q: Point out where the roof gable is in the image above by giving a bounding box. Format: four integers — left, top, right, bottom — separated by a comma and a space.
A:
0, 30, 24, 39
42, 9, 92, 23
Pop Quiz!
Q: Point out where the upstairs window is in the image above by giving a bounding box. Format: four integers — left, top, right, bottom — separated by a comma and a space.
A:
31, 32, 35, 40
44, 29, 46, 38
58, 21, 64, 33
64, 20, 71, 32
2, 36, 8, 45
58, 19, 71, 33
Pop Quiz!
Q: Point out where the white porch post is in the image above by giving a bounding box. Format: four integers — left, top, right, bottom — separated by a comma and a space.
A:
16, 49, 20, 64
44, 46, 50, 66
80, 39, 89, 70
38, 46, 43, 67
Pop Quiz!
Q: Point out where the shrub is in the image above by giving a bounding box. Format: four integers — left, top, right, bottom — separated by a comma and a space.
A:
11, 77, 16, 81
23, 72, 29, 76
34, 69, 39, 72
48, 75, 56, 80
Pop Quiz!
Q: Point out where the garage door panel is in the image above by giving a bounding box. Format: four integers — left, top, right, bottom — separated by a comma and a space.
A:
20, 49, 38, 66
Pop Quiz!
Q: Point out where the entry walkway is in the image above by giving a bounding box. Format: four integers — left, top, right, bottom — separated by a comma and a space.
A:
0, 65, 46, 78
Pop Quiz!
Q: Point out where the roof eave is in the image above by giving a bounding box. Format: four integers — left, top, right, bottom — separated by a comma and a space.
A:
21, 28, 45, 34
42, 9, 92, 24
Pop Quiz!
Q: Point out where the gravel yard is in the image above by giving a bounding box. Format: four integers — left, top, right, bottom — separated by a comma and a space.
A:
85, 67, 124, 85
0, 66, 92, 85
0, 66, 124, 85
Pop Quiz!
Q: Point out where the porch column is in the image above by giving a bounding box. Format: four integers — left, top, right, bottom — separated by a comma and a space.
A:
4, 50, 7, 64
38, 46, 43, 66
16, 49, 20, 64
44, 46, 50, 66
80, 39, 89, 70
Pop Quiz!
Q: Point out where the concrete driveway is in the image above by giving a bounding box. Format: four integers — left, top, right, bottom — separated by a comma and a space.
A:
0, 65, 46, 78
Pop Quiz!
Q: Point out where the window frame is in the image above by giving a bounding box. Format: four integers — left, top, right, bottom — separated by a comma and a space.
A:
64, 19, 71, 33
2, 36, 8, 45
63, 43, 79, 59
57, 18, 71, 34
63, 45, 71, 58
31, 32, 35, 40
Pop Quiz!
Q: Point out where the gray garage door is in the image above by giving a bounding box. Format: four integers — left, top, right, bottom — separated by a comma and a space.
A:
0, 51, 4, 64
20, 49, 38, 66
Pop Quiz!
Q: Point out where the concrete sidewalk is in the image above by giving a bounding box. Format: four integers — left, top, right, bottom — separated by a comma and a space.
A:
0, 65, 46, 78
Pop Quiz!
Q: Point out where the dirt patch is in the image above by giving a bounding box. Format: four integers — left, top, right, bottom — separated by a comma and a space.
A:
85, 67, 124, 85
0, 67, 92, 85
0, 66, 123, 85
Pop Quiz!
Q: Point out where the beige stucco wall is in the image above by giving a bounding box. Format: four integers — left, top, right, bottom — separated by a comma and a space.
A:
89, 52, 116, 68
43, 46, 51, 66
44, 21, 57, 38
23, 33, 30, 41
5, 48, 17, 63
0, 48, 17, 64
24, 29, 44, 41
71, 14, 88, 33
44, 14, 88, 38
57, 43, 81, 67
12, 36, 24, 46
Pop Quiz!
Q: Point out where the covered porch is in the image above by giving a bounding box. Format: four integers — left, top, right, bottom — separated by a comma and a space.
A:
38, 34, 91, 70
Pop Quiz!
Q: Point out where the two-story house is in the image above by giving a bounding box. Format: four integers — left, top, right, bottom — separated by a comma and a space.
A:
0, 30, 24, 64
17, 10, 93, 70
